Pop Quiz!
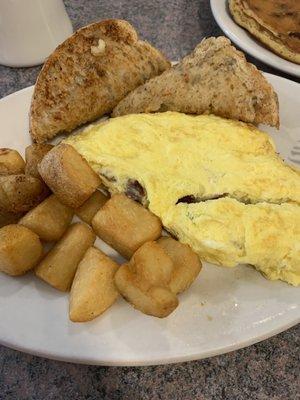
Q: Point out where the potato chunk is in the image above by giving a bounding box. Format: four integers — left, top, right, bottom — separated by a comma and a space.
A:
0, 174, 49, 213
35, 223, 96, 291
19, 194, 74, 241
69, 246, 119, 322
92, 193, 162, 259
38, 144, 101, 208
115, 242, 178, 318
25, 143, 53, 179
75, 190, 108, 225
0, 148, 25, 175
0, 224, 42, 276
130, 241, 174, 289
115, 266, 178, 318
158, 237, 202, 294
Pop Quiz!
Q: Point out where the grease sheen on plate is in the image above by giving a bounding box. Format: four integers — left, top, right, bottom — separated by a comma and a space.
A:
0, 73, 299, 366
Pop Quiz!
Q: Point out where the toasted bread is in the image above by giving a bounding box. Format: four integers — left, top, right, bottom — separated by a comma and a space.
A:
229, 0, 300, 65
112, 36, 279, 128
30, 19, 170, 143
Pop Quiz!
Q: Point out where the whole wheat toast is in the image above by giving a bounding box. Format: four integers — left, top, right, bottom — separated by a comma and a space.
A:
112, 37, 279, 128
30, 19, 170, 143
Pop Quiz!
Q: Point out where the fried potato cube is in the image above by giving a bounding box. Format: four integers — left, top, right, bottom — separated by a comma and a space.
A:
92, 193, 162, 259
19, 194, 74, 241
25, 143, 53, 179
115, 264, 178, 318
69, 246, 119, 322
35, 223, 95, 291
0, 148, 25, 175
75, 190, 108, 225
115, 241, 178, 318
158, 237, 202, 294
0, 224, 43, 276
130, 241, 174, 289
0, 174, 49, 213
38, 144, 101, 208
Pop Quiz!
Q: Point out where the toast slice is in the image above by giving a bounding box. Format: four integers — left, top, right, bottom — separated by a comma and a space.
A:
112, 36, 279, 128
229, 0, 300, 65
30, 19, 170, 143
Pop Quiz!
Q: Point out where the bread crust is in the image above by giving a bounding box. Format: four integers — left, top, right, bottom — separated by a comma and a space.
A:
30, 19, 170, 143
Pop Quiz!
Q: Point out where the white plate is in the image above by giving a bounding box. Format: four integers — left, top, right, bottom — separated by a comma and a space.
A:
0, 74, 299, 366
210, 0, 300, 78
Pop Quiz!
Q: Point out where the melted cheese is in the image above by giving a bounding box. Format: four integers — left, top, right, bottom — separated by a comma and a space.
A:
65, 112, 300, 286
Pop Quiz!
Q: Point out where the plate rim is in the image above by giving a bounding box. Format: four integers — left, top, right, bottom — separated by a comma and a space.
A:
0, 75, 299, 366
1, 316, 298, 366
210, 0, 300, 78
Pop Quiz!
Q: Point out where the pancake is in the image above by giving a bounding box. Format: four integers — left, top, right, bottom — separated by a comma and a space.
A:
229, 0, 300, 64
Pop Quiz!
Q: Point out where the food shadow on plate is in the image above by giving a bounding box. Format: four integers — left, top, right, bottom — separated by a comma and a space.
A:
66, 265, 258, 355
31, 273, 66, 300
66, 294, 173, 358
0, 271, 33, 297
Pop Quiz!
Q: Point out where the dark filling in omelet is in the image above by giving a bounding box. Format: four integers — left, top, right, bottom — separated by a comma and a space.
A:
176, 194, 228, 204
103, 173, 295, 209
125, 179, 146, 203
176, 193, 293, 206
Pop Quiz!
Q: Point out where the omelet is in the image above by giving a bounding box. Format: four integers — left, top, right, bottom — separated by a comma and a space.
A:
65, 112, 300, 286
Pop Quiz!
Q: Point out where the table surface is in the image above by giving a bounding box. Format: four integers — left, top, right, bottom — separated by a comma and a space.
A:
0, 1, 299, 399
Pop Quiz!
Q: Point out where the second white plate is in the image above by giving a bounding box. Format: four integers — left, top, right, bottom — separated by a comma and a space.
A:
210, 0, 300, 78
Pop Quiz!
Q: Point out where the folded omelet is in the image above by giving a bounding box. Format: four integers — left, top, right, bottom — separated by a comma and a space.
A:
65, 112, 300, 286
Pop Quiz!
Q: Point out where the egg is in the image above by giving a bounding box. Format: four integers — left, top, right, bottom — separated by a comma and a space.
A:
65, 112, 300, 286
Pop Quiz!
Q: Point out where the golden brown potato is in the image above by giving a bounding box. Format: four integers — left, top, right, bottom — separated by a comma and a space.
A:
35, 222, 95, 291
0, 148, 25, 175
0, 224, 43, 276
19, 194, 74, 241
115, 264, 178, 318
115, 241, 178, 318
38, 144, 101, 208
25, 143, 53, 179
158, 237, 202, 294
69, 246, 119, 322
129, 241, 174, 290
74, 190, 108, 225
92, 193, 162, 259
0, 174, 49, 213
